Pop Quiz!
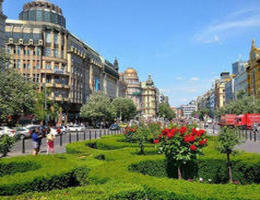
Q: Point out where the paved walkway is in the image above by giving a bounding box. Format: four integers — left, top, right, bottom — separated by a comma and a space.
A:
7, 129, 120, 157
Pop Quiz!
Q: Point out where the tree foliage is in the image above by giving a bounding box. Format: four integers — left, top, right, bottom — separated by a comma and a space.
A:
0, 135, 17, 157
158, 103, 176, 120
80, 92, 116, 124
217, 93, 260, 117
112, 97, 136, 121
0, 68, 36, 124
217, 127, 242, 183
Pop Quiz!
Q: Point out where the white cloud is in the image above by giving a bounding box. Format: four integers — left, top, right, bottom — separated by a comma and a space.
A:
190, 77, 199, 81
195, 8, 260, 43
176, 77, 183, 80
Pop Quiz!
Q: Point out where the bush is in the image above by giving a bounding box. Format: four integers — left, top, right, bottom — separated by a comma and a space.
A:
129, 156, 260, 184
0, 155, 90, 195
0, 135, 17, 157
0, 161, 40, 177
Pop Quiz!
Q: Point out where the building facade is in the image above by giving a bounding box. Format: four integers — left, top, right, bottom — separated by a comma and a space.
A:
4, 0, 120, 119
141, 75, 158, 118
181, 101, 196, 118
0, 0, 6, 49
225, 78, 235, 104
234, 67, 248, 99
121, 68, 160, 118
232, 61, 248, 76
248, 40, 260, 99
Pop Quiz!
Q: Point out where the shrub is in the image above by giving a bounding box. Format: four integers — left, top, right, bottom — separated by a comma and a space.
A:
0, 135, 17, 157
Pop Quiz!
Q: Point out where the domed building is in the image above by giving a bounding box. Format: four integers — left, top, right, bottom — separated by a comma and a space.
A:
121, 68, 159, 118
121, 68, 143, 112
4, 0, 120, 122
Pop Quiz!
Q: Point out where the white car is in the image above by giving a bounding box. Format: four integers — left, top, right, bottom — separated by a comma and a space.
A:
67, 125, 85, 132
15, 127, 30, 138
0, 126, 16, 137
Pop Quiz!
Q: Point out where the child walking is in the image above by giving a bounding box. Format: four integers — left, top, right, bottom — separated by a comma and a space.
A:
46, 132, 55, 154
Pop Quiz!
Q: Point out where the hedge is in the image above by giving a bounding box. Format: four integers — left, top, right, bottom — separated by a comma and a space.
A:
129, 157, 260, 184
0, 155, 91, 195
1, 135, 260, 200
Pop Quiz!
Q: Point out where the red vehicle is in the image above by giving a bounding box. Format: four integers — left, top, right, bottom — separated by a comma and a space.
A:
219, 114, 236, 127
235, 114, 260, 130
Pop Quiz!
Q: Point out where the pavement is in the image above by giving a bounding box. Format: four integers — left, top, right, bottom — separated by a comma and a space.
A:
7, 129, 121, 157
203, 124, 260, 154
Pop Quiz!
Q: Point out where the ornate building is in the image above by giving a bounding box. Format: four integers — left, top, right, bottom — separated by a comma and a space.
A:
121, 68, 159, 118
0, 0, 6, 49
121, 68, 143, 112
248, 39, 260, 99
141, 75, 158, 118
4, 0, 120, 118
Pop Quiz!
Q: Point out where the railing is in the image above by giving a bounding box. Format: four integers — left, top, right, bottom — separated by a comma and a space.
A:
236, 129, 259, 142
20, 128, 123, 154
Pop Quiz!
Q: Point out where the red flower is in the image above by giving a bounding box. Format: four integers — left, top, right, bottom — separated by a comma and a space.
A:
198, 130, 205, 135
191, 128, 198, 135
190, 145, 197, 151
184, 134, 190, 143
153, 139, 159, 144
189, 135, 195, 142
158, 134, 163, 139
162, 128, 170, 135
199, 140, 205, 146
204, 138, 208, 143
179, 126, 187, 135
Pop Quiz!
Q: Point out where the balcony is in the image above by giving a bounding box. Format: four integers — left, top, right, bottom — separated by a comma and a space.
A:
41, 69, 69, 76
45, 82, 70, 89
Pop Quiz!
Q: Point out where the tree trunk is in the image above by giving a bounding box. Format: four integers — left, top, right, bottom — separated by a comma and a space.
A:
227, 153, 233, 183
140, 141, 144, 154
177, 166, 182, 179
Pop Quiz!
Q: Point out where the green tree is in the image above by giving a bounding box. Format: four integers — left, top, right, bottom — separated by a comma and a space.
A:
0, 69, 36, 125
133, 125, 150, 154
80, 92, 116, 125
217, 127, 241, 183
158, 103, 176, 120
112, 97, 136, 121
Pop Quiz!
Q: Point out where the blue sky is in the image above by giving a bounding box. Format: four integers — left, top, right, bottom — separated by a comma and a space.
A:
4, 0, 260, 106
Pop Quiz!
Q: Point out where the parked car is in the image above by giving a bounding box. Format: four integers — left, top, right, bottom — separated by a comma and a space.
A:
0, 126, 16, 137
109, 124, 120, 130
15, 127, 31, 138
67, 125, 85, 132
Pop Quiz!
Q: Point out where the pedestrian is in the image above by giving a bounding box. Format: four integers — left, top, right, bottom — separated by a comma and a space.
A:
31, 128, 42, 156
46, 131, 55, 154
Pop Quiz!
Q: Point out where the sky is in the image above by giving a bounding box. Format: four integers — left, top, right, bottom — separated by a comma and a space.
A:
3, 0, 260, 106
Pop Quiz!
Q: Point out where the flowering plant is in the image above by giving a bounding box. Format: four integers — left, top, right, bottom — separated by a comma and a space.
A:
123, 126, 137, 142
154, 126, 208, 179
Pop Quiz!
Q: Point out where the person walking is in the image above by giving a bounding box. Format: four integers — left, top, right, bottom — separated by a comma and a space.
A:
31, 128, 42, 156
46, 131, 55, 154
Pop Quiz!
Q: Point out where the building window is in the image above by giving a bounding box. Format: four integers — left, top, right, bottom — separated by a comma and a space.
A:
44, 11, 50, 22
27, 63, 30, 69
36, 63, 41, 69
36, 47, 41, 56
17, 60, 21, 69
46, 32, 51, 43
29, 10, 35, 21
36, 10, 42, 21
17, 46, 21, 55
54, 64, 59, 71
45, 63, 51, 70
54, 33, 58, 44
54, 48, 58, 57
27, 49, 30, 56
46, 75, 51, 83
44, 47, 51, 57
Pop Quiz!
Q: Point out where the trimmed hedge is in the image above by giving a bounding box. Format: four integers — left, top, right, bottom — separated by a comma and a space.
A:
1, 135, 260, 200
129, 158, 260, 184
0, 161, 40, 177
0, 155, 90, 195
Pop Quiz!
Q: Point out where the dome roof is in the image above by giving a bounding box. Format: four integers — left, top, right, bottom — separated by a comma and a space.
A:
125, 68, 137, 75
